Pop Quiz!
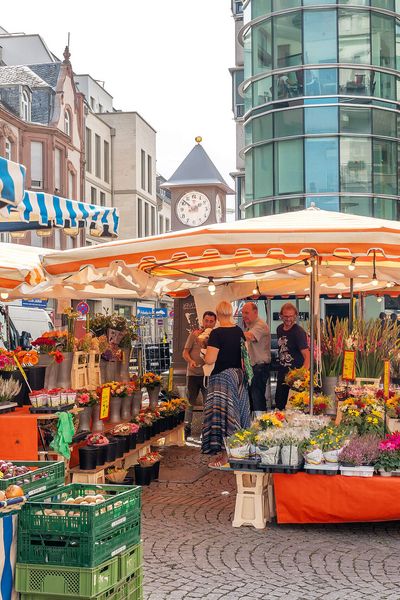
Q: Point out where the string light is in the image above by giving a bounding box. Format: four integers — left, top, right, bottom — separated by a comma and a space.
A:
348, 258, 356, 271
304, 260, 313, 274
305, 295, 310, 302
337, 293, 342, 299
376, 296, 383, 303
252, 281, 260, 296
208, 277, 216, 294
372, 250, 378, 286
0, 292, 9, 300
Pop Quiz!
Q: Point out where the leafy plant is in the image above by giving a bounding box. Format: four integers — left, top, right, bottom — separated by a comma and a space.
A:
338, 434, 380, 466
0, 377, 21, 403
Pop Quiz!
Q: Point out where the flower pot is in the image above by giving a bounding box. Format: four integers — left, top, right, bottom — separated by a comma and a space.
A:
379, 469, 392, 477
44, 361, 57, 389
28, 366, 46, 391
281, 445, 300, 467
100, 359, 118, 384
38, 354, 52, 368
304, 448, 323, 465
109, 397, 122, 423
108, 436, 125, 458
229, 444, 250, 459
79, 446, 98, 470
321, 375, 338, 415
386, 416, 400, 433
128, 432, 137, 450
258, 445, 280, 465
152, 461, 160, 480
323, 449, 340, 464
56, 352, 73, 389
132, 391, 142, 416
78, 406, 93, 432
120, 395, 132, 420
118, 348, 131, 381
147, 385, 160, 410
87, 444, 107, 466
144, 425, 152, 441
91, 404, 104, 432
134, 464, 153, 486
340, 465, 374, 477
137, 427, 145, 444
105, 440, 118, 462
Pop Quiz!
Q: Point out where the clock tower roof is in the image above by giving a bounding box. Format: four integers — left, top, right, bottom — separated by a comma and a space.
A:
163, 143, 234, 194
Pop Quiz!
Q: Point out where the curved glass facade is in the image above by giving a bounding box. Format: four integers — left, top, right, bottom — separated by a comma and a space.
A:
241, 1, 400, 219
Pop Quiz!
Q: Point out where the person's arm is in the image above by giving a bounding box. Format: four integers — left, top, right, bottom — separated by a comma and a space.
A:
297, 327, 310, 369
301, 348, 310, 369
204, 345, 219, 365
182, 334, 197, 370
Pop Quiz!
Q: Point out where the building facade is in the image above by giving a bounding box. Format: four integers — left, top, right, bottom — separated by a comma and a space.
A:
238, 1, 400, 220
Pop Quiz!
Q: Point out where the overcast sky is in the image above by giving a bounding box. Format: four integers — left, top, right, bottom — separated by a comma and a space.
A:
1, 1, 236, 193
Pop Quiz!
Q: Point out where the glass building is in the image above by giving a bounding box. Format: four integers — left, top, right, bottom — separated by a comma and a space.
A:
240, 0, 400, 220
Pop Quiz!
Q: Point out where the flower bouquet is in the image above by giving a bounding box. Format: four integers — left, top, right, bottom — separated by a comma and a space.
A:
0, 377, 21, 405
0, 350, 16, 371
278, 428, 306, 466
87, 433, 109, 446
339, 397, 384, 435
255, 430, 281, 465
76, 390, 98, 407
226, 429, 255, 459
253, 411, 285, 431
141, 372, 162, 390
339, 434, 380, 476
31, 336, 57, 354
376, 433, 400, 475
105, 466, 127, 483
289, 391, 329, 415
285, 367, 314, 391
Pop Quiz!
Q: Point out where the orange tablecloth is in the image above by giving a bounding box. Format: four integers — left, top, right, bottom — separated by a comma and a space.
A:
0, 406, 39, 460
274, 472, 400, 524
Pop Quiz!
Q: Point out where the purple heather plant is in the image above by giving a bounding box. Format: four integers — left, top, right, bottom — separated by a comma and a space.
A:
339, 434, 380, 466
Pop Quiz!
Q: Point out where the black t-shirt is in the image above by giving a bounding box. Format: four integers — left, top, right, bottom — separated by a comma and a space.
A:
208, 325, 244, 375
277, 323, 308, 369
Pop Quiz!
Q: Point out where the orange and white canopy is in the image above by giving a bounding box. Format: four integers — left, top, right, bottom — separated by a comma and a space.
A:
0, 242, 47, 292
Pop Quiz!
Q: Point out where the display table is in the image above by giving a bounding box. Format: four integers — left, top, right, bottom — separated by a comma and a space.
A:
274, 473, 400, 524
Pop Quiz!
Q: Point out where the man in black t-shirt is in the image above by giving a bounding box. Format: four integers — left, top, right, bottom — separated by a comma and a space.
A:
275, 302, 310, 410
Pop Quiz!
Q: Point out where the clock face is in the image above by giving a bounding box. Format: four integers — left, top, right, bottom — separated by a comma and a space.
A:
216, 193, 223, 223
176, 191, 211, 227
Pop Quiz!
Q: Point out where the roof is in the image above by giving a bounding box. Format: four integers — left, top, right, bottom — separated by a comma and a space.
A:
164, 143, 234, 193
29, 63, 61, 88
0, 65, 48, 88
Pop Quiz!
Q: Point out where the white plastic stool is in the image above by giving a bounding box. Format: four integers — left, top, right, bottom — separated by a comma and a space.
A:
232, 471, 271, 529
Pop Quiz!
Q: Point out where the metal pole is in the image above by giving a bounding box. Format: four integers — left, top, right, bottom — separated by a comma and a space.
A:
309, 255, 316, 416
349, 277, 354, 331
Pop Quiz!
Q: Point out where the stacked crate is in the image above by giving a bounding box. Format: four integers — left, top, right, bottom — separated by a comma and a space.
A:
15, 483, 143, 600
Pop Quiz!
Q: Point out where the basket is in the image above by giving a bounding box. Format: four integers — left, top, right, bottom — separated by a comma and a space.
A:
20, 483, 141, 537
17, 516, 141, 568
0, 460, 65, 496
106, 469, 128, 483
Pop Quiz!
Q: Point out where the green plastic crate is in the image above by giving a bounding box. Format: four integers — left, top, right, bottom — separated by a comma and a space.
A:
0, 461, 65, 496
17, 517, 141, 568
20, 483, 141, 537
19, 568, 143, 600
118, 543, 143, 579
15, 557, 120, 597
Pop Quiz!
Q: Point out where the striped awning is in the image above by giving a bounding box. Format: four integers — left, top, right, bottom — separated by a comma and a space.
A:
0, 156, 25, 208
0, 157, 119, 237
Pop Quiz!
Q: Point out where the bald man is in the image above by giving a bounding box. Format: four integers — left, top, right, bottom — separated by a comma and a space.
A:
242, 302, 271, 414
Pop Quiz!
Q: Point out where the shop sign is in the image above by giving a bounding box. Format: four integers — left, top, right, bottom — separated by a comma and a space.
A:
154, 308, 168, 318
22, 299, 48, 309
137, 306, 154, 317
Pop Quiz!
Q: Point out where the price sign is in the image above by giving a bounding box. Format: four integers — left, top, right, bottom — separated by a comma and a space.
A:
383, 359, 390, 399
342, 350, 356, 381
76, 301, 89, 316
99, 387, 111, 420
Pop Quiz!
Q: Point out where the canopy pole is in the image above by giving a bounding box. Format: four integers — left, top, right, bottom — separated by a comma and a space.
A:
309, 254, 316, 416
349, 278, 354, 331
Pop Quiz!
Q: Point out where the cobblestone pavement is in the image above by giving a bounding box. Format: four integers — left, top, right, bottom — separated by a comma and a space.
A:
142, 417, 400, 600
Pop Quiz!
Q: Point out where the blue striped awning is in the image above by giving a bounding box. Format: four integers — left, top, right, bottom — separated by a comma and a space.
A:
0, 156, 25, 208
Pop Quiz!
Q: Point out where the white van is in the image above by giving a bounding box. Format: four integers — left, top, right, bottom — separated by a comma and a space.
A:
7, 305, 53, 344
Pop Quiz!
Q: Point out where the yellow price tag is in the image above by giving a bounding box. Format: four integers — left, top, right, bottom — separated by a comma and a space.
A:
383, 359, 390, 399
99, 387, 111, 420
168, 367, 174, 392
342, 350, 356, 381
13, 355, 32, 392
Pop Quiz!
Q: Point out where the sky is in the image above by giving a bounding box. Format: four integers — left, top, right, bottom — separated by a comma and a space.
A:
1, 1, 236, 193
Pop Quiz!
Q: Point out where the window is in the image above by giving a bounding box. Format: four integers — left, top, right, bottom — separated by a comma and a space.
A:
254, 144, 273, 199
305, 138, 339, 193
373, 139, 397, 195
340, 107, 371, 134
91, 186, 97, 203
305, 106, 338, 134
151, 205, 156, 235
85, 128, 92, 173
144, 202, 149, 236
374, 198, 398, 219
275, 139, 303, 195
64, 110, 71, 136
252, 113, 273, 143
68, 171, 75, 198
373, 109, 396, 137
273, 12, 302, 69
5, 139, 11, 160
304, 10, 337, 65
138, 198, 143, 237
305, 68, 337, 96
100, 191, 106, 206
147, 155, 152, 194
371, 13, 395, 69
252, 0, 271, 19
253, 20, 272, 75
165, 217, 170, 232
274, 108, 303, 137
275, 197, 305, 213
98, 104, 103, 113
338, 10, 370, 65
21, 91, 30, 121
54, 148, 62, 193
90, 97, 95, 111
141, 150, 146, 190
30, 141, 43, 189
340, 137, 372, 193
95, 134, 101, 178
159, 215, 164, 234
104, 141, 110, 183
341, 196, 372, 217
253, 75, 272, 107
233, 0, 243, 15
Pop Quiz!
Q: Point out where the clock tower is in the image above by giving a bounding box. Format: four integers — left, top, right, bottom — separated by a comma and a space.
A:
163, 138, 234, 231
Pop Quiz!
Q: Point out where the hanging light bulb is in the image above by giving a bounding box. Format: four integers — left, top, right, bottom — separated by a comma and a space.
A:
0, 292, 9, 300
337, 293, 343, 299
305, 295, 310, 302
304, 260, 313, 274
208, 277, 216, 294
348, 258, 356, 271
387, 282, 395, 288
252, 286, 258, 295
376, 296, 383, 303
372, 277, 379, 286
371, 250, 378, 286
209, 290, 216, 296
252, 281, 260, 296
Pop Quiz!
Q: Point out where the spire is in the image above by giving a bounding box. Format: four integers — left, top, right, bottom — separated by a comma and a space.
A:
63, 46, 71, 65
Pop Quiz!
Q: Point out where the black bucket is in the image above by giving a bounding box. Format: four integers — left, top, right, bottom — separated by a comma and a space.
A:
79, 446, 98, 470
134, 464, 153, 486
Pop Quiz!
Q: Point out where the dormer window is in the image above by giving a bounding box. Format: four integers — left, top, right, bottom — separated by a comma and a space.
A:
5, 139, 11, 160
64, 110, 71, 136
21, 90, 30, 121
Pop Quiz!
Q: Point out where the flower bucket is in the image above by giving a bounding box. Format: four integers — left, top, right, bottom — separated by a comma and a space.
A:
379, 469, 392, 477
91, 404, 104, 432
77, 405, 92, 432
120, 395, 132, 420
323, 449, 340, 464
56, 351, 73, 389
134, 463, 153, 486
132, 390, 142, 416
281, 445, 300, 466
304, 448, 324, 465
147, 385, 160, 410
109, 397, 122, 423
229, 444, 250, 459
117, 348, 131, 381
258, 445, 280, 465
78, 446, 98, 470
340, 465, 374, 477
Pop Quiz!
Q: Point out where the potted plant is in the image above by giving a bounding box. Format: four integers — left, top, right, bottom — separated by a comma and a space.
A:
289, 391, 329, 415
130, 376, 142, 417
385, 394, 400, 433
85, 433, 110, 466
141, 372, 162, 409
339, 434, 380, 477
255, 430, 281, 465
321, 426, 349, 464
0, 377, 22, 412
376, 433, 400, 476
319, 317, 348, 405
279, 428, 305, 467
254, 411, 285, 431
76, 390, 98, 432
226, 429, 255, 459
301, 435, 324, 466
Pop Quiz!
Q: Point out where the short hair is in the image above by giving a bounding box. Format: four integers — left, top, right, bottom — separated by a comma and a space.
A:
203, 310, 217, 321
216, 300, 233, 318
391, 312, 398, 322
379, 312, 386, 320
243, 301, 258, 312
280, 302, 298, 316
